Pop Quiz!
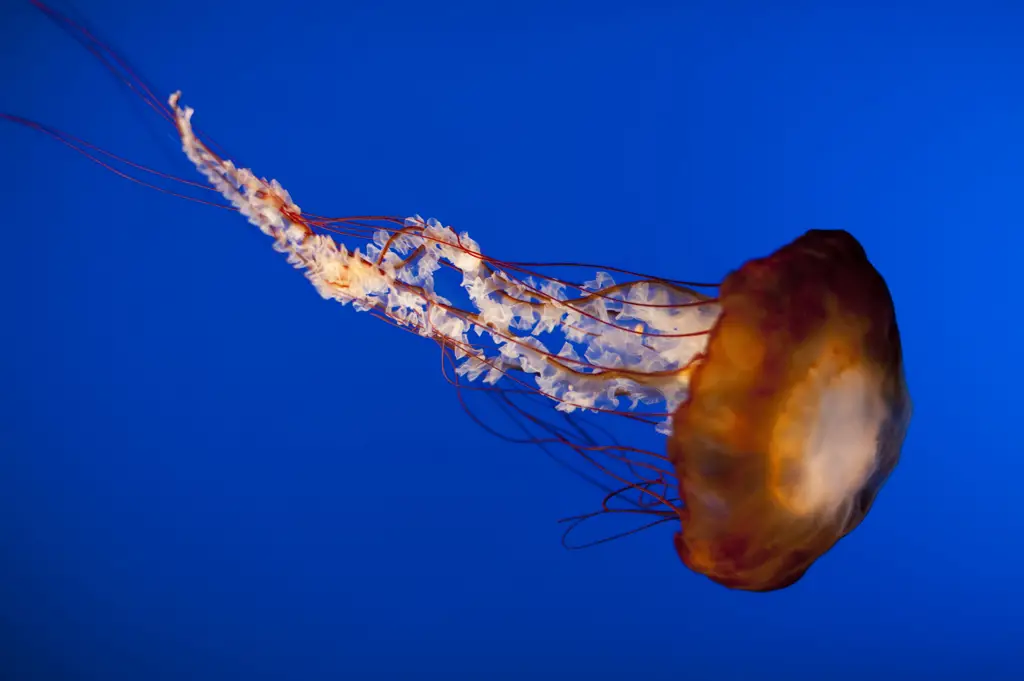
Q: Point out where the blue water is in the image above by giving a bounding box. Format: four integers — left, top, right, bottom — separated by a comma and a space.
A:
2, 1, 1021, 679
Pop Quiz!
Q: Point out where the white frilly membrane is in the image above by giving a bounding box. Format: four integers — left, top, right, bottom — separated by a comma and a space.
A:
169, 93, 721, 446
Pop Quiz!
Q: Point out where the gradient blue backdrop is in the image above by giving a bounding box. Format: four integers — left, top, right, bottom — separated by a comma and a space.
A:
2, 1, 1022, 679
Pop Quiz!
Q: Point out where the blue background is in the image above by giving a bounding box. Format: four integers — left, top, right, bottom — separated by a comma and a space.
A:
2, 0, 1022, 679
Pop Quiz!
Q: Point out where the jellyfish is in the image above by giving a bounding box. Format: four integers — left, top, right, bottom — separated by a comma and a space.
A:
8, 0, 911, 591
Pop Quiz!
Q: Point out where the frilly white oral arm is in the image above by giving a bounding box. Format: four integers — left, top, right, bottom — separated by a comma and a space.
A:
170, 92, 719, 432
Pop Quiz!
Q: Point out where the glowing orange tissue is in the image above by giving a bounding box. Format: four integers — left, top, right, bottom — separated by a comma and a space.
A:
670, 230, 910, 590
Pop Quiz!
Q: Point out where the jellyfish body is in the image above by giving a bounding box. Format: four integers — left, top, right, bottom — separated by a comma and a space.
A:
6, 3, 912, 590
12, 88, 911, 591
670, 230, 911, 591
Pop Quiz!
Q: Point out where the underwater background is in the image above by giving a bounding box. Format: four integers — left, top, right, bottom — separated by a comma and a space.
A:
1, 0, 1021, 678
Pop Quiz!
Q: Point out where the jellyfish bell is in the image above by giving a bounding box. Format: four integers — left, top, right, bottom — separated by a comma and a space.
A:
9, 1, 912, 592
671, 229, 911, 591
